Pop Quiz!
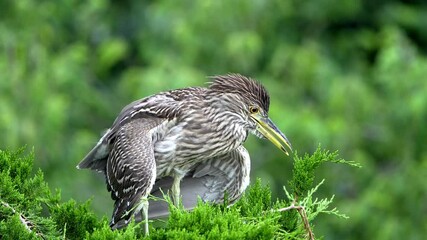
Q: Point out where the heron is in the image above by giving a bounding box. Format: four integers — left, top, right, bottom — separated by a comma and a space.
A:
77, 74, 292, 234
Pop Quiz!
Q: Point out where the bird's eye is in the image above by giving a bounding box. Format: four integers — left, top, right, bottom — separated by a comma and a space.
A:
249, 106, 259, 114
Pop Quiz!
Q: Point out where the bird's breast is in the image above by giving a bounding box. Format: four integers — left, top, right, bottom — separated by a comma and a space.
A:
151, 119, 248, 178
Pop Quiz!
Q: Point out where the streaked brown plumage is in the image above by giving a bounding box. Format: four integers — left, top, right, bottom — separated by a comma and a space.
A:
77, 74, 292, 234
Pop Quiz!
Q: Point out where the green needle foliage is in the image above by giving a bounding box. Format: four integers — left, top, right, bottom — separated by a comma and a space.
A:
289, 146, 361, 198
0, 148, 59, 239
0, 147, 358, 239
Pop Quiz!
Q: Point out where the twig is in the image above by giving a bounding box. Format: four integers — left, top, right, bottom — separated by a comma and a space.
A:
1, 199, 40, 237
276, 202, 315, 240
296, 206, 315, 240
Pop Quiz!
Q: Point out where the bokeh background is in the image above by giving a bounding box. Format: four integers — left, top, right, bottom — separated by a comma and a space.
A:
1, 0, 426, 239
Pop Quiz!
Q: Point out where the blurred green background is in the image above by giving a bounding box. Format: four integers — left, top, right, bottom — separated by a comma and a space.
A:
1, 0, 426, 239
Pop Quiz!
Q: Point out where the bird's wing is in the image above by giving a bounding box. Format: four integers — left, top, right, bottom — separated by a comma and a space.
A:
77, 88, 204, 172
110, 87, 206, 128
147, 146, 251, 219
107, 117, 163, 229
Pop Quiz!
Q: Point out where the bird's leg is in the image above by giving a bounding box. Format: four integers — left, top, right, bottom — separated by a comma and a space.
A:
171, 175, 184, 206
141, 197, 149, 236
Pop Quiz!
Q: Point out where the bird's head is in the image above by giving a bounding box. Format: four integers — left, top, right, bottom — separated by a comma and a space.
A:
209, 74, 292, 155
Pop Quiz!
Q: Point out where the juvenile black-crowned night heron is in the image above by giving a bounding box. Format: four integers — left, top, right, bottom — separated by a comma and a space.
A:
77, 74, 292, 234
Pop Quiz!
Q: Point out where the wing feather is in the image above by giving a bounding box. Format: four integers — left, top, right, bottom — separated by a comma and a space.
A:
107, 117, 163, 228
77, 88, 205, 172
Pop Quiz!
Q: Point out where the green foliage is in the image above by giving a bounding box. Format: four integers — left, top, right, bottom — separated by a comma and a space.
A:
159, 180, 280, 239
0, 149, 59, 239
0, 148, 352, 239
0, 214, 38, 240
289, 146, 361, 198
50, 200, 100, 240
235, 178, 272, 218
86, 222, 140, 240
159, 199, 277, 239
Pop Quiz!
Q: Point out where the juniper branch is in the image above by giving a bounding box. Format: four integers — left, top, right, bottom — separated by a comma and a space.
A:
276, 202, 315, 240
1, 199, 41, 237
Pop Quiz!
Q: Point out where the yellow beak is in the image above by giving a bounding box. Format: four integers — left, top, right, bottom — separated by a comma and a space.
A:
253, 114, 292, 156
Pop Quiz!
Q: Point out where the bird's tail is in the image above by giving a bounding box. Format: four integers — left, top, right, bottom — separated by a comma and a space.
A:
77, 129, 112, 172
76, 142, 109, 173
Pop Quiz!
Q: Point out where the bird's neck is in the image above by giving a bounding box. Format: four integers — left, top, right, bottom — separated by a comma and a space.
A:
202, 93, 249, 147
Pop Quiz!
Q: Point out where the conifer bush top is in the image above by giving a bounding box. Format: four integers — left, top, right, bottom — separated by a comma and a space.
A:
0, 147, 358, 239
